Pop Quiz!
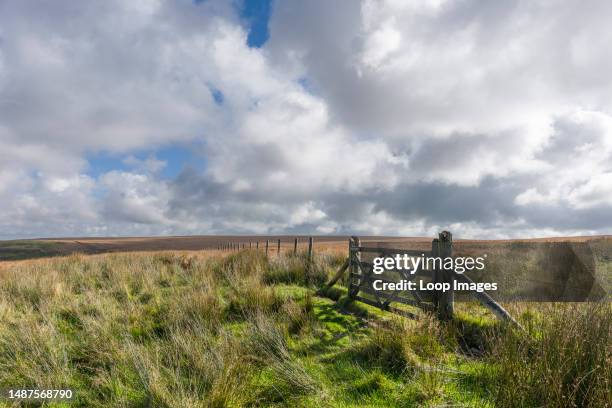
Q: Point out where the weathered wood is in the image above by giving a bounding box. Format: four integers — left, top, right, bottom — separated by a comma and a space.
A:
357, 261, 433, 277
437, 231, 454, 320
431, 238, 439, 308
293, 238, 298, 255
256, 241, 259, 249
353, 295, 419, 319
265, 240, 269, 255
358, 282, 434, 304
277, 239, 281, 256
326, 258, 349, 288
348, 236, 361, 299
455, 273, 521, 327
307, 237, 313, 261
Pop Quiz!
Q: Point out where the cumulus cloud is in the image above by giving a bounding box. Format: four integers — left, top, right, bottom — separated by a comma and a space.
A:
1, 0, 611, 238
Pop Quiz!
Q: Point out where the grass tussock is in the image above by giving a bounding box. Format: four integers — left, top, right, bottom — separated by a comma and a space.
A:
489, 303, 612, 408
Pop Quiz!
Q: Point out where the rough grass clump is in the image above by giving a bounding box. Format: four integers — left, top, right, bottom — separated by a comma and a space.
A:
171, 288, 224, 330
265, 253, 330, 287
225, 276, 285, 319
245, 312, 322, 399
212, 250, 269, 283
282, 293, 317, 335
0, 318, 73, 387
264, 255, 308, 285
489, 303, 612, 408
125, 328, 254, 407
356, 319, 421, 376
406, 314, 446, 361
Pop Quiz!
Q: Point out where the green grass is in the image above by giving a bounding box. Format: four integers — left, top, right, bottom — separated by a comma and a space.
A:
0, 250, 609, 407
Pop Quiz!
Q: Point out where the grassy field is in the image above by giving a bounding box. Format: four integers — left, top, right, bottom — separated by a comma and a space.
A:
0, 241, 67, 261
0, 236, 352, 261
0, 249, 610, 407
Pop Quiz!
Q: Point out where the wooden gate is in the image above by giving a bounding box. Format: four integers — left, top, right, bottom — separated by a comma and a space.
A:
326, 231, 518, 325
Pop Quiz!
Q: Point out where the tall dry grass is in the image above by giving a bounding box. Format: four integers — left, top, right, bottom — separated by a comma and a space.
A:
0, 250, 328, 406
488, 302, 611, 408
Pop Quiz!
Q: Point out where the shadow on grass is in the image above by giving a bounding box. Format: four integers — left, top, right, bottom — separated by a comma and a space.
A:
298, 301, 368, 356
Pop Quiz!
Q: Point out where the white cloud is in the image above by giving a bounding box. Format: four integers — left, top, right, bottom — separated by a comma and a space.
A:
123, 155, 167, 175
99, 171, 171, 225
1, 0, 612, 238
567, 173, 612, 209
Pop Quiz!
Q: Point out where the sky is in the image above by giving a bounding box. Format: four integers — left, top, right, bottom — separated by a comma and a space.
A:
1, 0, 612, 239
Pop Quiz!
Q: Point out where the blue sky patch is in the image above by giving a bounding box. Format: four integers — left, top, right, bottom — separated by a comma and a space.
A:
239, 0, 272, 48
86, 144, 207, 180
209, 86, 224, 105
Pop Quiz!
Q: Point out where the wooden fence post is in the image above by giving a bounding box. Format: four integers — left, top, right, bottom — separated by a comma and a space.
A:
348, 236, 360, 299
265, 240, 269, 256
431, 237, 440, 309
249, 241, 252, 249
293, 238, 298, 255
277, 239, 281, 256
307, 237, 313, 262
256, 241, 259, 249
437, 231, 454, 320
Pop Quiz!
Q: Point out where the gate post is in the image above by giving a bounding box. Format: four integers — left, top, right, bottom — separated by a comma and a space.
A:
432, 237, 440, 309
437, 231, 454, 320
348, 236, 361, 299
